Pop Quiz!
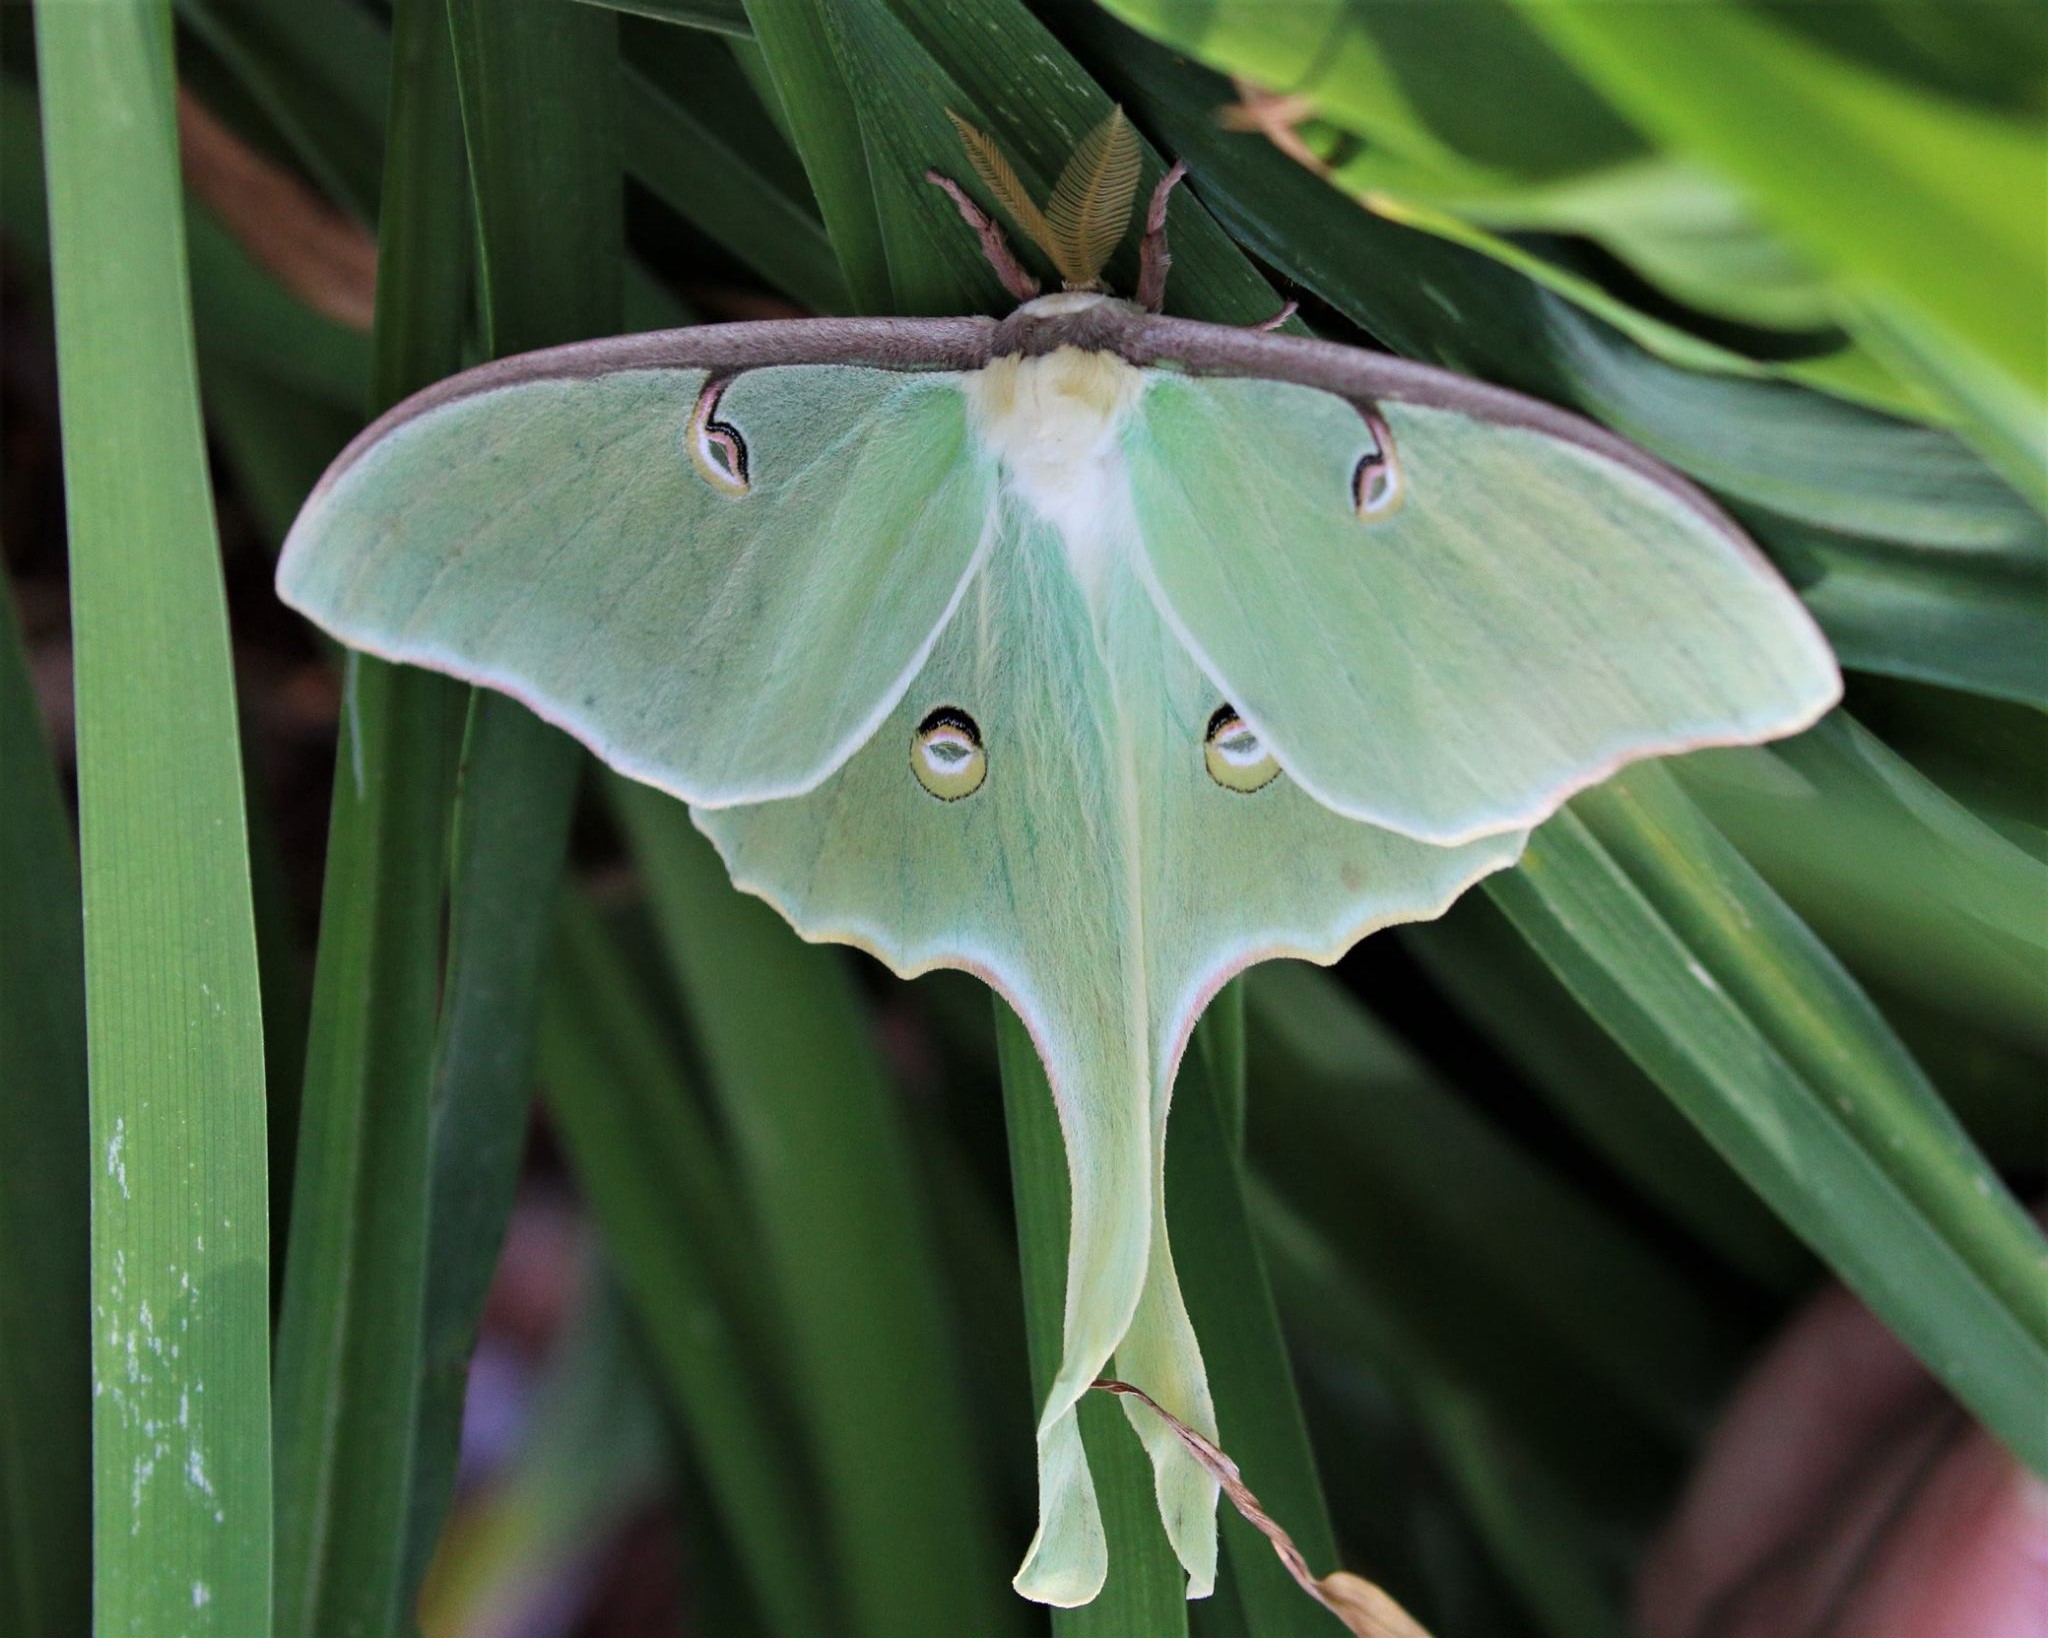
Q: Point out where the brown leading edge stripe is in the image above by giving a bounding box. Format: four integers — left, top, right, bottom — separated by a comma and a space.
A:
303, 316, 1002, 504
304, 296, 1765, 584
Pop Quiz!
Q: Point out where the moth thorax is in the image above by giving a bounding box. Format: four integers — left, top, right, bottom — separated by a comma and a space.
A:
966, 346, 1146, 600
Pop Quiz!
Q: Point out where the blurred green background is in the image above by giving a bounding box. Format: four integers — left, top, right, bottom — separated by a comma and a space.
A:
2, 2, 2042, 1636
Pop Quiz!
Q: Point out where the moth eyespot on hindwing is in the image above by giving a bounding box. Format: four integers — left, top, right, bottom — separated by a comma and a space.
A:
1351, 407, 1403, 520
913, 705, 988, 800
687, 375, 750, 496
1203, 703, 1280, 793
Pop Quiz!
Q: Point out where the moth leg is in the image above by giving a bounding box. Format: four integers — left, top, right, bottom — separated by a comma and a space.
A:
925, 169, 1042, 304
1134, 160, 1187, 312
1247, 299, 1298, 332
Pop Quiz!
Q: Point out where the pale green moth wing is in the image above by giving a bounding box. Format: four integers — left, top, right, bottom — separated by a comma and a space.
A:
694, 381, 1525, 1606
1122, 369, 1842, 845
277, 327, 997, 807
273, 290, 1841, 1615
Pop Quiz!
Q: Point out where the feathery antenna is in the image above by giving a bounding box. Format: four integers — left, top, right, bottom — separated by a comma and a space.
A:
943, 108, 1144, 291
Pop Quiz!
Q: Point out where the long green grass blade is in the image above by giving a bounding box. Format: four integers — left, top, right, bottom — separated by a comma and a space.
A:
268, 1, 469, 1627
1513, 1, 2048, 504
1402, 898, 1811, 1296
1244, 965, 1730, 1520
173, 0, 390, 221
270, 654, 460, 1638
36, 2, 271, 1628
614, 781, 1017, 1637
404, 0, 621, 1598
579, 0, 752, 36
1166, 1008, 1345, 1635
737, 0, 891, 309
0, 579, 89, 1638
1415, 1381, 1625, 1638
622, 66, 848, 312
538, 893, 835, 1638
997, 1004, 1191, 1638
1680, 715, 2048, 1050
1489, 765, 2048, 1472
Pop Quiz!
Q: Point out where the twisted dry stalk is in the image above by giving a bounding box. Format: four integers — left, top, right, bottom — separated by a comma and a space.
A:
1095, 1379, 1436, 1638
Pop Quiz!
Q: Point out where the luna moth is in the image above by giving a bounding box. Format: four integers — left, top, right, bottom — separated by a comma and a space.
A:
275, 110, 1839, 1610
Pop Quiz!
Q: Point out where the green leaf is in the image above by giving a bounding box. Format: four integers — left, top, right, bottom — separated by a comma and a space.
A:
1402, 898, 1812, 1297
998, 1003, 1191, 1638
1166, 997, 1348, 1636
0, 579, 89, 1638
1244, 963, 1736, 1516
577, 0, 753, 38
268, 4, 470, 1628
737, 0, 892, 310
538, 893, 836, 1638
1513, 1, 2048, 505
402, 0, 621, 1601
1680, 715, 2048, 1052
1081, 0, 1918, 408
270, 654, 462, 1638
614, 781, 1019, 1638
622, 64, 850, 311
1489, 764, 2048, 1473
38, 2, 272, 1629
1745, 502, 2048, 710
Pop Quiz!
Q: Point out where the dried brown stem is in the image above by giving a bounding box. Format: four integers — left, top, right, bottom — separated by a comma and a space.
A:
1095, 1379, 1436, 1638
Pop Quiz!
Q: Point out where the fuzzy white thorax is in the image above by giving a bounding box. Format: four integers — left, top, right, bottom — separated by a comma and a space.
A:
965, 343, 1147, 607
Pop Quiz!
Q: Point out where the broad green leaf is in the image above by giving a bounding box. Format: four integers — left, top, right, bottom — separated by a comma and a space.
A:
1401, 898, 1812, 1297
1245, 963, 1735, 1517
38, 2, 272, 1629
0, 580, 89, 1638
1851, 677, 2048, 853
1093, 0, 1638, 184
538, 893, 835, 1638
269, 5, 468, 1630
621, 70, 846, 311
615, 783, 1019, 1637
1514, 0, 2048, 505
1489, 764, 2048, 1473
1166, 995, 1347, 1636
402, 0, 620, 1603
998, 1004, 1192, 1638
738, 0, 892, 310
1679, 714, 2048, 1052
1083, 0, 1916, 404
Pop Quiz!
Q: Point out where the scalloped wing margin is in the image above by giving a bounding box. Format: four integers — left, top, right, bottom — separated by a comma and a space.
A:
277, 362, 998, 807
1124, 373, 1841, 845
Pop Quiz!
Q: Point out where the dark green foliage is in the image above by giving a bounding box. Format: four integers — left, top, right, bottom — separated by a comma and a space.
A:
4, 1, 2041, 1634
